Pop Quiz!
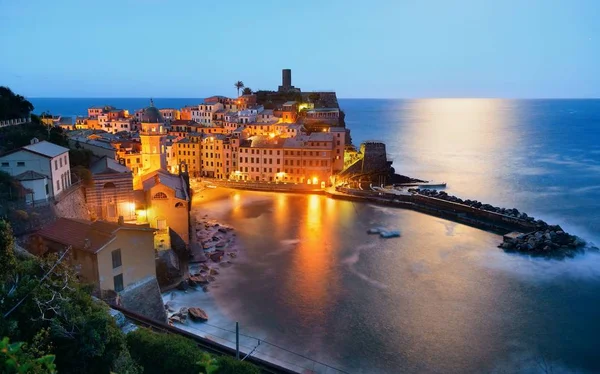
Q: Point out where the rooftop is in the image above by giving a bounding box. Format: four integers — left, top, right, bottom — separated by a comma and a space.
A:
141, 170, 188, 200
22, 140, 69, 158
90, 156, 131, 175
14, 170, 47, 181
36, 217, 154, 254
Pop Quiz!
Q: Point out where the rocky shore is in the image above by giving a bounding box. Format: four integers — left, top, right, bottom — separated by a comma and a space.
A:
165, 216, 240, 325
410, 188, 592, 257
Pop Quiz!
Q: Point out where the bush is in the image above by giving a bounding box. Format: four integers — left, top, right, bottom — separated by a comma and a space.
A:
216, 356, 261, 374
126, 328, 203, 374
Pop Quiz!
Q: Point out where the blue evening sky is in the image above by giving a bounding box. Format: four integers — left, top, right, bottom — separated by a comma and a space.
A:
0, 0, 598, 98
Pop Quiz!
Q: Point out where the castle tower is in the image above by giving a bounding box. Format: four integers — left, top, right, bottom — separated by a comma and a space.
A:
278, 69, 296, 92
139, 100, 167, 175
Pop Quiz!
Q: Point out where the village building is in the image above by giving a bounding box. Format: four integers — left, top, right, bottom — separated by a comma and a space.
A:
31, 217, 157, 294
0, 139, 71, 199
86, 156, 135, 222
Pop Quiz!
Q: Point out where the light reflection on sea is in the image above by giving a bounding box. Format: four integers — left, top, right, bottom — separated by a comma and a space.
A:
177, 99, 600, 373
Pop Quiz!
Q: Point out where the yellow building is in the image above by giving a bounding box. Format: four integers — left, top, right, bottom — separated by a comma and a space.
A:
140, 171, 190, 248
138, 104, 167, 179
32, 218, 157, 293
172, 138, 201, 177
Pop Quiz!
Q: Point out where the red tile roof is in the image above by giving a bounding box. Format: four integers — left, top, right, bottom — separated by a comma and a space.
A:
36, 218, 153, 254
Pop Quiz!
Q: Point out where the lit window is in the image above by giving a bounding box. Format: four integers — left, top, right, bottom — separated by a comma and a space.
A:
153, 192, 168, 199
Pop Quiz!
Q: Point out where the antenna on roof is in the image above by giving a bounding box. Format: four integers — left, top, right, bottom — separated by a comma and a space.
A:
150, 98, 154, 107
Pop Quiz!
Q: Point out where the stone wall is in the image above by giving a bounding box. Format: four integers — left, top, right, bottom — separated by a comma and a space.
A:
119, 276, 167, 323
53, 185, 91, 221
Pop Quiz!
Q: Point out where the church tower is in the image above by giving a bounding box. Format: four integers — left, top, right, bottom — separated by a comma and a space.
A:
139, 100, 167, 175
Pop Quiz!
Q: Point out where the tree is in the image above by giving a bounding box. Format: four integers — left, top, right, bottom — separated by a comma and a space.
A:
0, 337, 56, 373
308, 93, 321, 103
234, 81, 245, 97
0, 87, 34, 121
0, 221, 138, 374
0, 220, 16, 284
241, 87, 252, 95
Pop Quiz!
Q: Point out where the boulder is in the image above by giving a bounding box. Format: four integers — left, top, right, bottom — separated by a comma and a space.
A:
177, 280, 189, 291
188, 307, 209, 321
189, 275, 209, 285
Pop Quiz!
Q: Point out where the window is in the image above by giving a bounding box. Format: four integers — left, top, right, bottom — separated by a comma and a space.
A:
175, 202, 185, 208
59, 158, 62, 168
0, 162, 8, 167
54, 160, 58, 170
56, 180, 60, 191
17, 162, 25, 167
114, 274, 124, 292
153, 192, 168, 199
112, 249, 122, 269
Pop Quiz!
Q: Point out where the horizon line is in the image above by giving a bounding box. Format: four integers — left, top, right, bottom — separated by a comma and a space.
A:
27, 96, 600, 100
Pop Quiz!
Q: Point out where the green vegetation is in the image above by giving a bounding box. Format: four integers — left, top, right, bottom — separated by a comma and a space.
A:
0, 171, 26, 203
241, 87, 252, 95
0, 87, 33, 121
0, 337, 57, 373
234, 81, 245, 97
0, 87, 68, 154
254, 90, 303, 109
127, 328, 260, 374
0, 220, 260, 373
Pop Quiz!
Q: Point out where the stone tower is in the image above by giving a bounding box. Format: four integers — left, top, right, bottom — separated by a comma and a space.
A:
139, 100, 167, 176
278, 69, 296, 92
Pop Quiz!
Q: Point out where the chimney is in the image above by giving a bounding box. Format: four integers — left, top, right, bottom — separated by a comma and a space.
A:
30, 137, 39, 144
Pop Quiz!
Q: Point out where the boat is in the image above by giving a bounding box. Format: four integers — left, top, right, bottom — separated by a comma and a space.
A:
379, 230, 401, 238
367, 227, 385, 234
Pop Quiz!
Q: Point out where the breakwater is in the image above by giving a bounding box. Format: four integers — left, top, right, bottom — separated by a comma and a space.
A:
329, 187, 588, 258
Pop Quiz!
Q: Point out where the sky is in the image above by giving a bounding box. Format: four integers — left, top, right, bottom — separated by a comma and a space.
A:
0, 0, 599, 98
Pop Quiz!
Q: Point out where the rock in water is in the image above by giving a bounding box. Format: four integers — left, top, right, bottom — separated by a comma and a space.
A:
188, 307, 209, 321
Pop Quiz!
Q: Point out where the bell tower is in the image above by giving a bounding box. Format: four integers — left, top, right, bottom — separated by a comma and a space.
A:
139, 100, 167, 176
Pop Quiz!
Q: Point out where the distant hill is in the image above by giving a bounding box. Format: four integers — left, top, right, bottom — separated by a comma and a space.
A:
0, 86, 33, 120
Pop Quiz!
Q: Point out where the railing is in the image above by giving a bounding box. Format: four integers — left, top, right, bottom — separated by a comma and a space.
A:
0, 117, 30, 128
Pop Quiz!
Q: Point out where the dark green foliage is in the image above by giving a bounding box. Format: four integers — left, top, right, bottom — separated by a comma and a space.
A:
127, 328, 203, 374
71, 165, 93, 186
0, 171, 26, 202
0, 336, 57, 373
254, 90, 302, 108
0, 87, 33, 121
0, 115, 68, 155
0, 220, 16, 283
241, 87, 252, 95
234, 81, 245, 97
69, 148, 94, 168
0, 221, 137, 374
215, 356, 261, 374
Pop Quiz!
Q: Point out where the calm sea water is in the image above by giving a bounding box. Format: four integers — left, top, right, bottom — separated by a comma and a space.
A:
33, 98, 600, 373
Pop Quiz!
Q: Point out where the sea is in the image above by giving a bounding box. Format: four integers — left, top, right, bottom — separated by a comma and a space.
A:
30, 98, 600, 373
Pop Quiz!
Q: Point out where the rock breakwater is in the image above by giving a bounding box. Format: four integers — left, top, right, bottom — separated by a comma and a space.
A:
410, 188, 589, 257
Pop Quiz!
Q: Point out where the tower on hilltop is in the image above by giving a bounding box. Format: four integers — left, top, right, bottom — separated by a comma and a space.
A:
278, 68, 297, 92
139, 100, 167, 176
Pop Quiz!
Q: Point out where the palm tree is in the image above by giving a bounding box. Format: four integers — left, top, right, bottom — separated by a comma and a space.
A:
234, 81, 245, 97
242, 87, 252, 95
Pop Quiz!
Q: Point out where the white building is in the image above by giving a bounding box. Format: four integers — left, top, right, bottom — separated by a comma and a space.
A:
0, 139, 71, 199
14, 170, 49, 203
195, 102, 224, 126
